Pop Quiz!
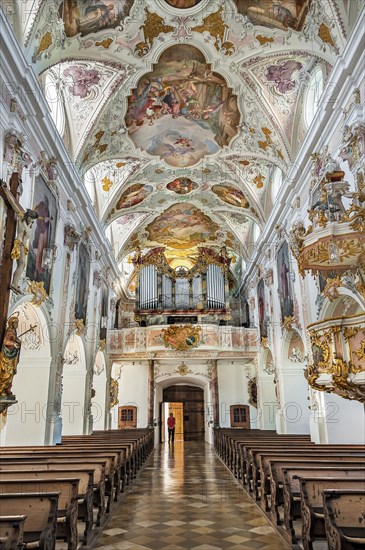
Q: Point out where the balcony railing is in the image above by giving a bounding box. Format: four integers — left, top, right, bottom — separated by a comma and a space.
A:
108, 325, 258, 356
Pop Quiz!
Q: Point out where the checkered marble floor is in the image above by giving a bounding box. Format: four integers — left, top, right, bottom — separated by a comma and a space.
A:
92, 441, 290, 550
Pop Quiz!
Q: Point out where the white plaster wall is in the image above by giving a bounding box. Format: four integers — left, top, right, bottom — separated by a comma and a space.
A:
217, 361, 257, 429
91, 370, 107, 430
154, 383, 163, 445
118, 363, 149, 428
4, 357, 52, 445
278, 368, 310, 434
204, 383, 214, 444
321, 393, 365, 444
257, 374, 278, 430
61, 366, 86, 435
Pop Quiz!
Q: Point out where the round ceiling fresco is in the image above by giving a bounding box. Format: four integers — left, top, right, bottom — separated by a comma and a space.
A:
125, 45, 240, 167
163, 0, 203, 8
166, 177, 198, 195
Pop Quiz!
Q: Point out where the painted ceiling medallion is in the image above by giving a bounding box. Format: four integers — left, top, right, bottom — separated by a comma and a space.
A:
163, 0, 203, 8
116, 184, 153, 210
166, 177, 198, 195
233, 0, 312, 32
60, 0, 134, 38
212, 185, 250, 209
125, 45, 240, 167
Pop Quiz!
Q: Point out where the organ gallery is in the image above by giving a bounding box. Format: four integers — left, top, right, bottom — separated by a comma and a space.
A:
0, 1, 364, 549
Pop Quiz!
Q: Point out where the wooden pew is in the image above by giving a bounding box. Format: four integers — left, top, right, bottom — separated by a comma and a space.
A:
257, 450, 365, 504
0, 492, 59, 550
0, 460, 105, 529
0, 449, 117, 513
280, 466, 364, 540
60, 439, 134, 489
300, 477, 365, 550
0, 515, 26, 550
267, 458, 365, 525
323, 490, 365, 550
0, 478, 79, 550
235, 437, 312, 481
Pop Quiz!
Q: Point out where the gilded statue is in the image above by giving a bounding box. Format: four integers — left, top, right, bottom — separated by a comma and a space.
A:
0, 315, 22, 397
0, 314, 36, 397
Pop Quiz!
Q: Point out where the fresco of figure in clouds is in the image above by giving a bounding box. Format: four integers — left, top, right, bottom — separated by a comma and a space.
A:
125, 46, 240, 167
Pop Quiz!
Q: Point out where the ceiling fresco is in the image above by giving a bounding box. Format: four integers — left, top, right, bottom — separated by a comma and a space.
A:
233, 0, 312, 31
116, 184, 153, 210
125, 45, 240, 167
212, 184, 250, 209
163, 0, 204, 8
166, 178, 199, 195
16, 0, 350, 294
145, 204, 220, 250
60, 0, 135, 37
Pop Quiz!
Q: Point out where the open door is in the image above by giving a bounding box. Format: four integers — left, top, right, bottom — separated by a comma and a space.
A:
162, 402, 184, 442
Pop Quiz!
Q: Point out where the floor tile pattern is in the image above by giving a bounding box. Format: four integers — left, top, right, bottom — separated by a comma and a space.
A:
92, 442, 289, 550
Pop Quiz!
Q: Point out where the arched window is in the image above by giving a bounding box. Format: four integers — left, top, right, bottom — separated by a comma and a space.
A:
304, 66, 324, 129
252, 222, 260, 243
44, 72, 65, 136
271, 166, 283, 202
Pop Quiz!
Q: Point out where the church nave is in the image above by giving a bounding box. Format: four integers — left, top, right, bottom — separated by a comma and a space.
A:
93, 442, 288, 550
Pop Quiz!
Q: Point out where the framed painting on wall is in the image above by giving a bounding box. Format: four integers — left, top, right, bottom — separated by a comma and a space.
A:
257, 278, 267, 338
277, 241, 294, 323
26, 175, 58, 295
75, 242, 90, 321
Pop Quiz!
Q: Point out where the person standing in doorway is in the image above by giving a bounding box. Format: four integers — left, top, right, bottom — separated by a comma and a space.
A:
167, 412, 175, 444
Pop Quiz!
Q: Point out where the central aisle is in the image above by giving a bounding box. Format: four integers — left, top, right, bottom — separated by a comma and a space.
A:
93, 442, 289, 550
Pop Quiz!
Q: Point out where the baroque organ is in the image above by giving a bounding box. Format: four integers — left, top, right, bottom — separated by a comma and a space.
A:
132, 247, 231, 323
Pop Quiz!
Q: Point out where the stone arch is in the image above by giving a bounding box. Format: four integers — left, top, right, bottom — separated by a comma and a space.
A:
320, 292, 364, 321
2, 301, 52, 445
91, 350, 107, 430
155, 374, 213, 445
282, 329, 306, 366
61, 334, 87, 435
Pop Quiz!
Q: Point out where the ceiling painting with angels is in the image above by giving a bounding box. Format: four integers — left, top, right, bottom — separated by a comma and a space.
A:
125, 45, 240, 167
18, 0, 349, 295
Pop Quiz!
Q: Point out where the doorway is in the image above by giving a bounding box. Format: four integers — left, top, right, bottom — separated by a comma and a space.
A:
161, 402, 184, 442
163, 385, 205, 441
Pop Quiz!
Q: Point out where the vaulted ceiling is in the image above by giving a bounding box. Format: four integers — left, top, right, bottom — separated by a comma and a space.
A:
9, 0, 351, 294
